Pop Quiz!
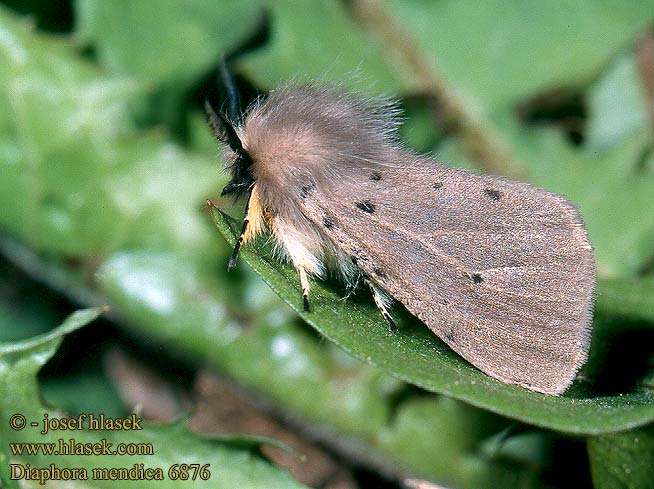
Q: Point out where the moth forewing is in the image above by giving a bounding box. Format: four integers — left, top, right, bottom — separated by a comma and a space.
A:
299, 161, 595, 395
209, 81, 596, 396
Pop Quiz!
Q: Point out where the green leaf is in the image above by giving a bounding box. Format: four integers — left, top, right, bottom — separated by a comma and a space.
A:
0, 309, 307, 489
237, 0, 401, 93
386, 0, 653, 112
588, 425, 654, 489
0, 5, 219, 258
96, 247, 561, 486
595, 276, 654, 323
585, 53, 650, 151
76, 0, 264, 86
209, 204, 654, 435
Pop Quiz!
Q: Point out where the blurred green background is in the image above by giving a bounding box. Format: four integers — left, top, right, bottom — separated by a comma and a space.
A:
0, 1, 653, 488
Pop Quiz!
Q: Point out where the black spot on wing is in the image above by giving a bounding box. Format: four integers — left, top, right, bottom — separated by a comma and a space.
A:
484, 188, 502, 201
471, 273, 483, 284
373, 268, 386, 278
323, 216, 335, 229
433, 182, 443, 190
300, 183, 315, 198
355, 200, 375, 214
370, 172, 382, 181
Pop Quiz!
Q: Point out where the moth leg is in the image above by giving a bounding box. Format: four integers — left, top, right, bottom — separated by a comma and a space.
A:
269, 216, 321, 313
298, 266, 311, 312
228, 211, 249, 271
228, 185, 264, 271
269, 214, 322, 313
341, 274, 361, 301
367, 280, 396, 332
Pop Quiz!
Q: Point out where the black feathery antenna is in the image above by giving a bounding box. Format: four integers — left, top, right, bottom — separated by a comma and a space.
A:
204, 99, 244, 155
213, 60, 253, 270
219, 57, 242, 124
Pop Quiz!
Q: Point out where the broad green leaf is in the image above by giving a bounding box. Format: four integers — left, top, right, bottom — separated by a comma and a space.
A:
586, 53, 650, 151
237, 0, 401, 92
0, 6, 218, 259
94, 248, 555, 488
75, 0, 264, 86
386, 0, 653, 112
588, 425, 654, 489
594, 276, 654, 323
0, 308, 306, 489
209, 204, 654, 435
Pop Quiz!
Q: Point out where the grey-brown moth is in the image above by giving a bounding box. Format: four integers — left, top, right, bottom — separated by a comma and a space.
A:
205, 73, 595, 396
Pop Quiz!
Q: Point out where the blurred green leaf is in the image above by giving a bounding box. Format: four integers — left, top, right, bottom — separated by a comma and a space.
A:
379, 397, 521, 487
0, 308, 307, 489
40, 368, 127, 420
76, 0, 264, 86
387, 0, 652, 112
586, 53, 650, 151
595, 276, 654, 322
0, 259, 62, 341
209, 204, 654, 435
96, 248, 558, 486
0, 6, 218, 258
588, 425, 654, 489
2, 3, 653, 487
237, 0, 401, 92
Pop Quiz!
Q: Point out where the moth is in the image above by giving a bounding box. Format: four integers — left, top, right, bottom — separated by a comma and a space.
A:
205, 70, 595, 396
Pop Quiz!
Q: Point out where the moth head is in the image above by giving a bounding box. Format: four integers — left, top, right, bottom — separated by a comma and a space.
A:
204, 99, 254, 198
